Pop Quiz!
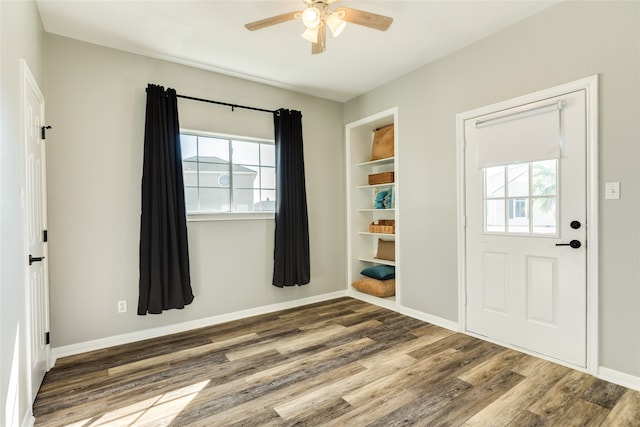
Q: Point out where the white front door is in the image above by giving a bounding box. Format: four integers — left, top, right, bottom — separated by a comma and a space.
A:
464, 89, 588, 367
23, 61, 50, 402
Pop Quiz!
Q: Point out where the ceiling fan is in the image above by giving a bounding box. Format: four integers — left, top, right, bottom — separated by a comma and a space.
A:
245, 0, 393, 54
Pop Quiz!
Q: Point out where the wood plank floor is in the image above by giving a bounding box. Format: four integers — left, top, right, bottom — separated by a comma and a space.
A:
33, 297, 640, 426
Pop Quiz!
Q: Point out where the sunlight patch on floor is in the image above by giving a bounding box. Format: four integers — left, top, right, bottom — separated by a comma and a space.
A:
65, 380, 209, 426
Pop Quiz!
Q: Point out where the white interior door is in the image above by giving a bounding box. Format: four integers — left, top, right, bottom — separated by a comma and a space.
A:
23, 61, 50, 402
464, 89, 587, 367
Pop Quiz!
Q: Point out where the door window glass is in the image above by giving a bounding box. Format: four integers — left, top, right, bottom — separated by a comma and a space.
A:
484, 160, 557, 235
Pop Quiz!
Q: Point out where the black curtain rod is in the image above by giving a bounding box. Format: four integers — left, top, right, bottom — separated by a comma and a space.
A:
176, 94, 276, 114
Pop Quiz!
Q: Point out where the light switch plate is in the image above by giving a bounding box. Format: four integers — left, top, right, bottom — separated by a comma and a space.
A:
605, 182, 620, 200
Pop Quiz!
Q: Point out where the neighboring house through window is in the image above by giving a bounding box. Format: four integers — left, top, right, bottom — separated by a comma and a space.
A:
181, 132, 275, 214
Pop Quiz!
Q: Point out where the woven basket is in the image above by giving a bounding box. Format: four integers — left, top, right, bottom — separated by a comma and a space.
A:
369, 220, 395, 234
370, 124, 394, 160
368, 172, 394, 185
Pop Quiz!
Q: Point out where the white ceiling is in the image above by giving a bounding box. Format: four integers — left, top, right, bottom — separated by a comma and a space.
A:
35, 0, 559, 102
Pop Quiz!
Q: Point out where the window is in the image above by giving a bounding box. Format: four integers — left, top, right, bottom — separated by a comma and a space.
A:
181, 132, 275, 214
484, 159, 557, 235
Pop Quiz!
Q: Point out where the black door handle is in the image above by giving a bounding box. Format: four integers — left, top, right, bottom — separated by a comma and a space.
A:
555, 240, 581, 249
29, 254, 45, 265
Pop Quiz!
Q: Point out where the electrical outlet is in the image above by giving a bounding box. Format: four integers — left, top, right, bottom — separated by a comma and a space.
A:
117, 300, 127, 314
605, 182, 620, 200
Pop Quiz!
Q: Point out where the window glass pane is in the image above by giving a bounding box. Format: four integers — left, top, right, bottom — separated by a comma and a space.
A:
180, 132, 274, 214
507, 163, 529, 197
199, 164, 230, 188
261, 143, 275, 167
233, 164, 259, 189
483, 159, 558, 235
532, 159, 557, 196
233, 189, 256, 212
184, 187, 199, 212
199, 137, 229, 162
485, 166, 505, 198
182, 166, 198, 186
507, 198, 529, 233
260, 166, 276, 189
232, 140, 260, 165
217, 174, 230, 187
508, 198, 528, 219
199, 188, 230, 212
532, 197, 556, 234
181, 134, 198, 161
259, 190, 276, 211
485, 199, 505, 232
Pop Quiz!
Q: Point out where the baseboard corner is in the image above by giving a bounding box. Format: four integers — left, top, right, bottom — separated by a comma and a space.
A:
398, 305, 460, 332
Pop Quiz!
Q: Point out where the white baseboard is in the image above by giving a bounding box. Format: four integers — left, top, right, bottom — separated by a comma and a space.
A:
598, 366, 640, 392
49, 290, 640, 395
22, 411, 34, 427
51, 290, 347, 364
348, 289, 398, 311
398, 305, 460, 332
348, 289, 460, 333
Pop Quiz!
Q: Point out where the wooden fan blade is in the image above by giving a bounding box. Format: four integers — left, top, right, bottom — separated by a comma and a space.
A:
312, 24, 326, 54
245, 11, 300, 31
336, 7, 393, 31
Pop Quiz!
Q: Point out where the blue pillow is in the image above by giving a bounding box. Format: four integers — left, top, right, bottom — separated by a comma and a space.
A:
361, 265, 395, 280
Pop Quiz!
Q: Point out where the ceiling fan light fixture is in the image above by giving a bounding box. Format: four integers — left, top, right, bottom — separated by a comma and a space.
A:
302, 7, 321, 29
326, 12, 346, 37
302, 26, 319, 43
245, 1, 393, 54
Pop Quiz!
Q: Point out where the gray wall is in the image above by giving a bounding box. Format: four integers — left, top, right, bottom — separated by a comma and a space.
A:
0, 1, 45, 424
4, 5, 639, 421
344, 1, 640, 377
45, 35, 346, 348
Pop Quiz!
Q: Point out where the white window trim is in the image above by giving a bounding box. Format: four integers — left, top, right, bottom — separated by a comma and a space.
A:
182, 128, 273, 145
187, 212, 274, 222
181, 128, 275, 221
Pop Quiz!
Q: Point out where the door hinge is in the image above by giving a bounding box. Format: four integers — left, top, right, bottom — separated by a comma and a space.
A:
43, 229, 48, 242
41, 125, 52, 140
29, 254, 45, 266
45, 332, 50, 345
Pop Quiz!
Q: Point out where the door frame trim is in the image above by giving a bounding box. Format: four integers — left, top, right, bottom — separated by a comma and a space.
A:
455, 75, 599, 374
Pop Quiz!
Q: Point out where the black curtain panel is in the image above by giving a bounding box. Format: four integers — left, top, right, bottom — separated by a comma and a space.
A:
272, 108, 311, 287
138, 84, 194, 315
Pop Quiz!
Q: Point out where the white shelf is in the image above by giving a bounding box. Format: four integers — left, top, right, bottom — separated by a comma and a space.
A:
357, 208, 395, 212
357, 183, 395, 190
358, 232, 395, 238
357, 157, 394, 167
349, 288, 397, 310
347, 107, 399, 305
357, 257, 396, 266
